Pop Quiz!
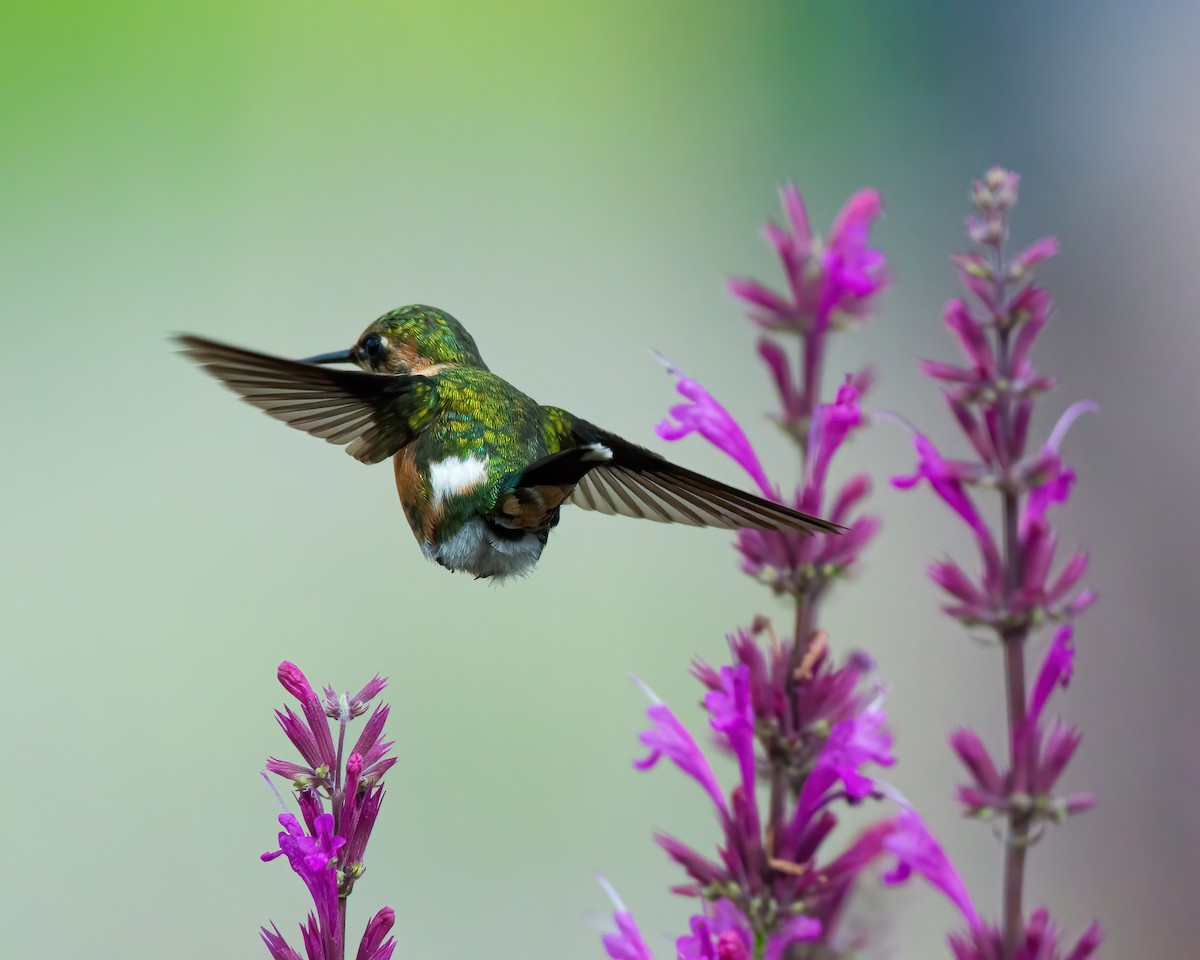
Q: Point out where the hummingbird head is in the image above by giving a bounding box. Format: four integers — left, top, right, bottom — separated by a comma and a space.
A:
303, 305, 488, 374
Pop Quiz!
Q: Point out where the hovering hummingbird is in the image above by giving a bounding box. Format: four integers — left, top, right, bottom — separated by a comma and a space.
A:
178, 305, 839, 580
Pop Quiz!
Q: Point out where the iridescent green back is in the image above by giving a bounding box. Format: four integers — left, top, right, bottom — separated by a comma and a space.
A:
405, 367, 577, 534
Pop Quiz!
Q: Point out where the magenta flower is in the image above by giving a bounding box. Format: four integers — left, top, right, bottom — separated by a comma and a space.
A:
949, 727, 1006, 815
603, 181, 906, 959
602, 913, 653, 960
883, 810, 979, 926
677, 908, 752, 960
353, 909, 396, 960
892, 435, 1002, 595
805, 377, 865, 497
728, 184, 887, 335
261, 813, 344, 958
261, 924, 304, 960
895, 166, 1099, 954
677, 900, 820, 960
657, 361, 878, 599
702, 665, 757, 802
596, 878, 655, 960
1028, 626, 1074, 724
629, 638, 895, 951
269, 662, 339, 789
882, 811, 1100, 960
655, 184, 887, 608
323, 674, 387, 720
693, 625, 886, 791
655, 355, 774, 497
634, 690, 728, 816
260, 663, 397, 960
949, 629, 1093, 825
817, 708, 895, 801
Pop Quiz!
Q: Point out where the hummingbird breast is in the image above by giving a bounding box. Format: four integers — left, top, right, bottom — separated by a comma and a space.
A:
392, 448, 550, 580
389, 369, 561, 579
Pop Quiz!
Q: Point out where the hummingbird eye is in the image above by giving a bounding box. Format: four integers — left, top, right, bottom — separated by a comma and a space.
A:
361, 334, 384, 362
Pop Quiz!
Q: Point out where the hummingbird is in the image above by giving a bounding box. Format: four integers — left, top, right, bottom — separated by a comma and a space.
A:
177, 305, 839, 580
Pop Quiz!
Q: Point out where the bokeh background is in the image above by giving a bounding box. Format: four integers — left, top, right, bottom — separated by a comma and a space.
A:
3, 2, 1196, 956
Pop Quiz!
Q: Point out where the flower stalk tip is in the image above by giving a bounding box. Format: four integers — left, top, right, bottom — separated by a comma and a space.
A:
260, 663, 397, 960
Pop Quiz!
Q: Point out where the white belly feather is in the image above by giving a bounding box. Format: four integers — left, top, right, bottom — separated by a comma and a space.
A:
421, 516, 546, 580
422, 454, 546, 580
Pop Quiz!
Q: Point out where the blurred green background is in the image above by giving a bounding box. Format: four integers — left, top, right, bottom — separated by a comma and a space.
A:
3, 1, 1195, 956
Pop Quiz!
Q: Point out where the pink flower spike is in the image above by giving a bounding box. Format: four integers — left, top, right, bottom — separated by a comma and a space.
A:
882, 810, 979, 927
732, 182, 887, 333
654, 354, 774, 497
1029, 626, 1075, 724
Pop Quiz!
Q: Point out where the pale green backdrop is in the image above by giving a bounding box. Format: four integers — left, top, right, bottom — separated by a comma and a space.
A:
2, 2, 1195, 957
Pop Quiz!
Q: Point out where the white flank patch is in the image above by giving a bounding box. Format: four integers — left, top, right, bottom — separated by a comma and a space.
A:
429, 455, 489, 504
583, 443, 613, 461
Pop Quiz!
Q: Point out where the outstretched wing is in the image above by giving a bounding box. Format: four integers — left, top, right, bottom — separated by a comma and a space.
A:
519, 417, 842, 535
176, 335, 437, 464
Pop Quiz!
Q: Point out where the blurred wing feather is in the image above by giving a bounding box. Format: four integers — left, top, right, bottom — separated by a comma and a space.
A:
562, 422, 842, 534
176, 335, 436, 464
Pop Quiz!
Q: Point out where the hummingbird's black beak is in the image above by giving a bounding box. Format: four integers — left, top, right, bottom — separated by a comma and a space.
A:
300, 349, 355, 365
